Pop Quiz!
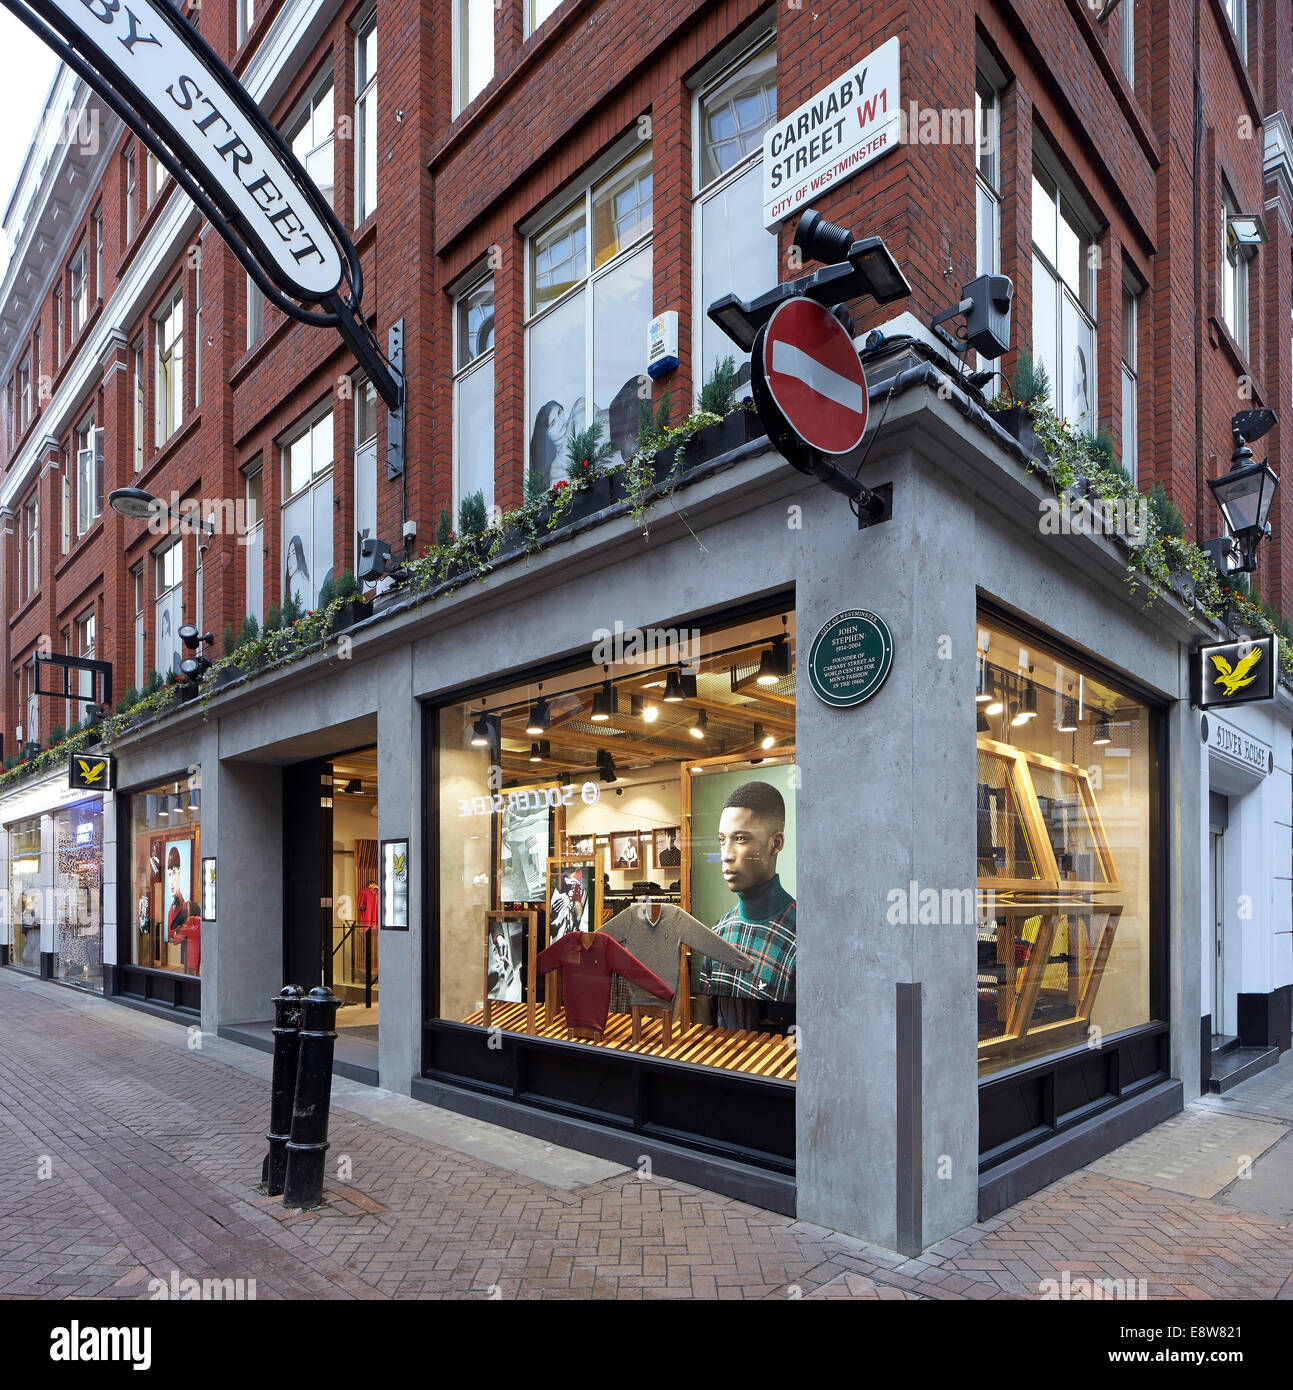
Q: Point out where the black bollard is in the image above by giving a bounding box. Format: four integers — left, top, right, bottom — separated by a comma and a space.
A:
262, 985, 304, 1195
282, 985, 341, 1209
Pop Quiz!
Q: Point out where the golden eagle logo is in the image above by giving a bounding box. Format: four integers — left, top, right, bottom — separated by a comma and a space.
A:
392, 851, 406, 877
1210, 646, 1263, 698
75, 758, 106, 785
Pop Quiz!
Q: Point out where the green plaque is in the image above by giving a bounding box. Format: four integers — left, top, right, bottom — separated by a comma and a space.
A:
807, 610, 893, 707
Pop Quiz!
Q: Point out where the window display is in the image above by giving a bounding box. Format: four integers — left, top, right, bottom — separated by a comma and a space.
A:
129, 774, 202, 975
53, 802, 103, 991
975, 614, 1152, 1074
436, 612, 797, 1080
8, 816, 41, 973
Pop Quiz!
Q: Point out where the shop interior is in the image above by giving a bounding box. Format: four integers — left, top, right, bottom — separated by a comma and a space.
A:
328, 746, 381, 1032
130, 778, 202, 976
975, 618, 1151, 1075
437, 612, 798, 1082
7, 816, 41, 973
54, 800, 103, 993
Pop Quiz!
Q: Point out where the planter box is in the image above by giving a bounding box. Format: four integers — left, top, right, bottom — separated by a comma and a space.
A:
213, 664, 245, 690
994, 403, 1034, 453
562, 475, 614, 524
329, 597, 373, 634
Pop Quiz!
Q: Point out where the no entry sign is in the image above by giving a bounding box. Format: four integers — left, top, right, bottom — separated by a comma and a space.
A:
756, 298, 869, 455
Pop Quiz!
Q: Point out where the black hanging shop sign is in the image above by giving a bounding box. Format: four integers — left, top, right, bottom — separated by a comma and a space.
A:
1190, 634, 1279, 709
2, 0, 403, 434
69, 751, 114, 791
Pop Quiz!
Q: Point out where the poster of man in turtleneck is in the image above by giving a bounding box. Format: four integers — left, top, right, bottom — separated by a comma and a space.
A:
697, 779, 797, 1032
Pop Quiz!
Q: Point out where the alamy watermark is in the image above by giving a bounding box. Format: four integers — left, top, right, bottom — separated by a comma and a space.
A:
1039, 491, 1148, 547
590, 622, 702, 674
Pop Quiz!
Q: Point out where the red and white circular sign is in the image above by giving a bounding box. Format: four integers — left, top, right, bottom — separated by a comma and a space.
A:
759, 297, 869, 454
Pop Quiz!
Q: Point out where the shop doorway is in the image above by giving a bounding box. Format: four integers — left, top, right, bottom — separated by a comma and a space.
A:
282, 747, 379, 1076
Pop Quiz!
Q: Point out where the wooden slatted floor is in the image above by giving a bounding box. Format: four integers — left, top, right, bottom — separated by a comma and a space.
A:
461, 1001, 796, 1081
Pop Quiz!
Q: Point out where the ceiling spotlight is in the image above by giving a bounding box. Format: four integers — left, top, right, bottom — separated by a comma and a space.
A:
158, 796, 170, 818
596, 748, 618, 783
662, 668, 686, 702
689, 709, 709, 740
1057, 697, 1078, 733
754, 721, 775, 750
1092, 716, 1112, 746
525, 696, 550, 735
630, 694, 659, 723
976, 658, 993, 704
590, 668, 617, 722
343, 778, 362, 794
529, 740, 550, 763
984, 688, 1003, 716
1010, 701, 1029, 728
756, 634, 790, 686
976, 709, 990, 733
470, 714, 492, 747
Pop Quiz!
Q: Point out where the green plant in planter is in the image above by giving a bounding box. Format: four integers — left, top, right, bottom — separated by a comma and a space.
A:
637, 387, 674, 447
565, 421, 615, 483
237, 613, 260, 648
116, 685, 140, 715
1147, 484, 1185, 539
334, 569, 360, 601
143, 668, 164, 697
525, 465, 548, 507
281, 590, 306, 626
458, 489, 488, 538
317, 574, 337, 608
435, 505, 454, 549
67, 718, 81, 736
263, 601, 282, 633
1012, 343, 1051, 409
222, 621, 236, 656
699, 355, 738, 416
48, 723, 64, 747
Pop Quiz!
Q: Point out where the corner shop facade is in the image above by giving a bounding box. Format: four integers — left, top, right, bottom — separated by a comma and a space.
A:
6, 352, 1285, 1252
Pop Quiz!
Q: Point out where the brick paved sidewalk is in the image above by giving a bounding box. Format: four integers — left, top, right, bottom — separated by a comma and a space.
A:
1, 970, 1290, 1300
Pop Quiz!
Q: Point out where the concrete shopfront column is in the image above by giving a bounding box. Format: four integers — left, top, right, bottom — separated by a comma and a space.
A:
39, 811, 56, 974
795, 452, 979, 1252
375, 648, 418, 1095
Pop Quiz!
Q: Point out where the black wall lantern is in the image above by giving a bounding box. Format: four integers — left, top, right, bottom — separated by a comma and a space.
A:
1203, 409, 1279, 576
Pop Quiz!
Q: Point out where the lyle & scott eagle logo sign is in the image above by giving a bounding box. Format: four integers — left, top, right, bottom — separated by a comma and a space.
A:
69, 753, 114, 791
1192, 635, 1277, 709
1209, 646, 1263, 698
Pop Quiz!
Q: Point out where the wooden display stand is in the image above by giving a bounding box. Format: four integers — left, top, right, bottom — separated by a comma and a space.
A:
976, 737, 1123, 1064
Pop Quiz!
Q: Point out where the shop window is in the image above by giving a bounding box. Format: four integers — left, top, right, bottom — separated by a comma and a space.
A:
243, 460, 263, 624
289, 74, 335, 211
527, 141, 653, 482
354, 381, 378, 573
129, 774, 202, 976
155, 282, 184, 444
8, 817, 42, 973
975, 614, 1154, 1076
22, 492, 37, 601
155, 538, 184, 676
1121, 288, 1139, 484
454, 272, 494, 515
54, 802, 103, 992
1032, 158, 1097, 428
693, 36, 777, 397
75, 416, 102, 535
454, 0, 494, 114
435, 611, 798, 1080
355, 10, 377, 223
280, 407, 334, 609
69, 242, 87, 338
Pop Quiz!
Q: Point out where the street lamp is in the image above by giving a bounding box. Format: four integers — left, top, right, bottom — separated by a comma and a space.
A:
108, 487, 214, 537
1203, 409, 1279, 575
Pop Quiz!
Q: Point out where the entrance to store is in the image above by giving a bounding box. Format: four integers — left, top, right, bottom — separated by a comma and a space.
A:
282, 746, 380, 1076
1211, 829, 1225, 1035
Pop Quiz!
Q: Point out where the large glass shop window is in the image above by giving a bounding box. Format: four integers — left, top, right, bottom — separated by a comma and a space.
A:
437, 614, 798, 1080
8, 816, 42, 973
130, 774, 202, 975
976, 615, 1152, 1074
53, 801, 103, 991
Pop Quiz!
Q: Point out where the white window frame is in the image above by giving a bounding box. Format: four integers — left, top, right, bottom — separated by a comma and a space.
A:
287, 70, 335, 213
125, 144, 136, 241
75, 607, 96, 708
22, 493, 38, 601
69, 243, 87, 338
525, 0, 562, 38
17, 351, 30, 431
1032, 154, 1099, 429
1222, 0, 1246, 60
453, 271, 496, 516
453, 0, 494, 116
132, 564, 145, 689
1221, 184, 1249, 353
147, 150, 168, 206
247, 274, 265, 348
243, 460, 264, 626
155, 281, 184, 445
690, 30, 778, 405
279, 405, 334, 609
355, 8, 378, 224
237, 0, 255, 45
524, 137, 654, 480
1121, 286, 1139, 485
75, 416, 101, 536
60, 450, 70, 554
155, 538, 184, 677
975, 70, 1002, 393
193, 243, 203, 409
93, 203, 103, 299
132, 338, 144, 472
52, 285, 62, 367
353, 378, 378, 573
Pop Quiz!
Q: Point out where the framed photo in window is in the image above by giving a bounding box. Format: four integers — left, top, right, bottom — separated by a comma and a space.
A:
544, 856, 600, 943
380, 838, 409, 930
200, 857, 217, 921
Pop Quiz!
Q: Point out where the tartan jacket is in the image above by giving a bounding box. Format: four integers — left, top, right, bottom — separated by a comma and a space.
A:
699, 875, 796, 1002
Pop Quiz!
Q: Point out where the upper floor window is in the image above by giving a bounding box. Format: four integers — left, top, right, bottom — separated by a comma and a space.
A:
243, 461, 264, 625
124, 144, 137, 241
22, 493, 38, 602
69, 243, 87, 338
1121, 288, 1139, 485
527, 141, 653, 483
75, 415, 101, 535
17, 351, 30, 431
1032, 158, 1097, 427
1119, 0, 1135, 86
132, 338, 144, 472
155, 539, 184, 676
289, 75, 335, 211
53, 286, 63, 367
975, 75, 1000, 279
454, 273, 495, 515
1221, 184, 1253, 354
1222, 0, 1245, 59
693, 36, 777, 396
155, 282, 184, 445
247, 274, 265, 348
132, 565, 145, 689
281, 407, 334, 609
455, 0, 494, 114
193, 245, 203, 408
526, 0, 561, 37
355, 12, 378, 223
147, 151, 169, 206
354, 378, 379, 573
92, 203, 103, 299
237, 0, 255, 45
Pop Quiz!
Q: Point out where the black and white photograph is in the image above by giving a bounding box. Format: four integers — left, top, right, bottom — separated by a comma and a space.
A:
610, 829, 641, 870
545, 857, 597, 942
485, 914, 525, 1002
652, 826, 682, 868
499, 799, 548, 902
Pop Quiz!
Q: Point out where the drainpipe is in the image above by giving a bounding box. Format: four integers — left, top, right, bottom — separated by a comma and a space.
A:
1193, 0, 1205, 546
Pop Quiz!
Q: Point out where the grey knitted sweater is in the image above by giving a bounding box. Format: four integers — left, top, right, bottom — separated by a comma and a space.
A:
601, 903, 754, 1008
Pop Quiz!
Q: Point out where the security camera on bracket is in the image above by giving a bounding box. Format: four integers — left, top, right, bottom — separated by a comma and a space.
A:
357, 536, 410, 585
